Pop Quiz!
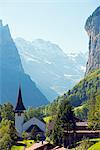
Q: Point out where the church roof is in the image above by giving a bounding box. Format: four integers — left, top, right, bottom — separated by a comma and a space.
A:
26, 124, 43, 133
15, 86, 26, 112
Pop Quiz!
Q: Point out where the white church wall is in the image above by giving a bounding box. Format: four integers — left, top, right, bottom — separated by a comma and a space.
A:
15, 112, 24, 135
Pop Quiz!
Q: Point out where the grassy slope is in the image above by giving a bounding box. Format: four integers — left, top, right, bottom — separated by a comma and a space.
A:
43, 116, 52, 123
71, 139, 100, 150
11, 146, 23, 150
88, 142, 100, 150
11, 140, 34, 150
65, 69, 100, 120
67, 69, 100, 107
41, 69, 100, 119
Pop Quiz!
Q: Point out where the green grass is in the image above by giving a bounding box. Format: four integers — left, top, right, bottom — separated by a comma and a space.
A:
77, 138, 100, 144
11, 140, 34, 150
71, 138, 100, 150
11, 146, 24, 150
88, 142, 100, 150
43, 116, 52, 123
89, 138, 100, 142
74, 105, 84, 111
18, 140, 34, 147
74, 102, 87, 111
77, 69, 100, 85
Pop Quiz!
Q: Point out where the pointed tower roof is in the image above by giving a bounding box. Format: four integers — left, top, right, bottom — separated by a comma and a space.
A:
15, 86, 26, 112
0, 20, 3, 26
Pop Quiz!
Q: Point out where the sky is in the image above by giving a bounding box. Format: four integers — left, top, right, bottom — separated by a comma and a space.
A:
0, 0, 100, 53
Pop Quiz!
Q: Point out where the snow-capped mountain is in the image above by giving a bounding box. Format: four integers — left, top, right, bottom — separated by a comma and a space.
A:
15, 38, 87, 101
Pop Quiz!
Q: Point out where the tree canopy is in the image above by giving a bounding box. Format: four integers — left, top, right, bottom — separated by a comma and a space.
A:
51, 100, 76, 146
0, 119, 17, 150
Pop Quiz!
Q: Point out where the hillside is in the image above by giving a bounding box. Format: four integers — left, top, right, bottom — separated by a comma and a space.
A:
67, 69, 100, 107
41, 69, 100, 119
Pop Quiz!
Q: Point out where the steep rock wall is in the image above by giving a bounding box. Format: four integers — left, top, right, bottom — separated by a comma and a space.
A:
85, 6, 100, 74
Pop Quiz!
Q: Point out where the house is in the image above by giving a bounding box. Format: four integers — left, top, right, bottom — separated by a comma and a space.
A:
64, 121, 100, 147
14, 87, 46, 137
47, 118, 100, 148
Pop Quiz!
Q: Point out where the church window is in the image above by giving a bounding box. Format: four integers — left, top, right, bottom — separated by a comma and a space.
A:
18, 112, 21, 116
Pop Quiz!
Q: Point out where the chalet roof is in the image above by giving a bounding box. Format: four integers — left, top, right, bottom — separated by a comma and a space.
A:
51, 147, 66, 150
47, 121, 88, 132
64, 130, 100, 134
15, 87, 26, 112
76, 122, 88, 127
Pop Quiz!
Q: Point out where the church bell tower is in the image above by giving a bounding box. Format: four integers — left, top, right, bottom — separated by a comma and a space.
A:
15, 87, 26, 136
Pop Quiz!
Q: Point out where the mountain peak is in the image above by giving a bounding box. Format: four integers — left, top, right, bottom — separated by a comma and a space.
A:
92, 6, 100, 17
0, 22, 48, 106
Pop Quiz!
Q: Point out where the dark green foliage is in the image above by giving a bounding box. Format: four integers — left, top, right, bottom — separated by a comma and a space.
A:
24, 97, 62, 123
29, 125, 41, 140
41, 97, 62, 118
51, 100, 76, 146
66, 69, 99, 120
22, 132, 28, 140
40, 69, 100, 120
0, 119, 17, 150
78, 138, 93, 150
67, 69, 100, 107
0, 103, 17, 149
24, 107, 44, 122
88, 94, 100, 130
35, 134, 41, 142
74, 102, 88, 120
29, 126, 37, 139
0, 102, 14, 121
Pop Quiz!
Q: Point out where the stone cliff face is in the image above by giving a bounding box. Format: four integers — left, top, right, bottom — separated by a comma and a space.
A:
0, 20, 48, 106
85, 6, 100, 75
0, 20, 23, 72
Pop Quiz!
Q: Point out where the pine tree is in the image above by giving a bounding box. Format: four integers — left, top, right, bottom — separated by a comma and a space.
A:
93, 95, 100, 129
0, 119, 17, 150
52, 100, 76, 146
0, 103, 14, 121
88, 94, 100, 130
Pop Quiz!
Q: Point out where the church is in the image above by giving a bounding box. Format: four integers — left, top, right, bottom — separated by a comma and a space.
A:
14, 87, 46, 137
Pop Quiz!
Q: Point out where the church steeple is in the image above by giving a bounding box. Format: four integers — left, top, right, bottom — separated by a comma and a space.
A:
0, 20, 3, 26
15, 86, 26, 112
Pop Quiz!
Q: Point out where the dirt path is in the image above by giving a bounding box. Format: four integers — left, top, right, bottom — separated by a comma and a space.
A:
25, 141, 48, 150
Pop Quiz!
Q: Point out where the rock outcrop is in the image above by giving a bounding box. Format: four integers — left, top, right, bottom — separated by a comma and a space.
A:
85, 6, 100, 75
0, 20, 48, 107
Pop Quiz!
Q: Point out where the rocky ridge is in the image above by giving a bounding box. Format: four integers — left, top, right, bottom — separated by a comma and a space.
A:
85, 6, 100, 74
0, 20, 48, 107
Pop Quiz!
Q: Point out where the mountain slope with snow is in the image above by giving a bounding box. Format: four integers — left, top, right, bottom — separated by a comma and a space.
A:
15, 38, 87, 101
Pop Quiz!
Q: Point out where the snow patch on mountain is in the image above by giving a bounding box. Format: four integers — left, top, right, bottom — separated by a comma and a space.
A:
80, 66, 86, 72
15, 38, 88, 101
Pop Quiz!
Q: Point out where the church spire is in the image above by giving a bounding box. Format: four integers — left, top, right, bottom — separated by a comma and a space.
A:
15, 86, 26, 112
0, 20, 2, 26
